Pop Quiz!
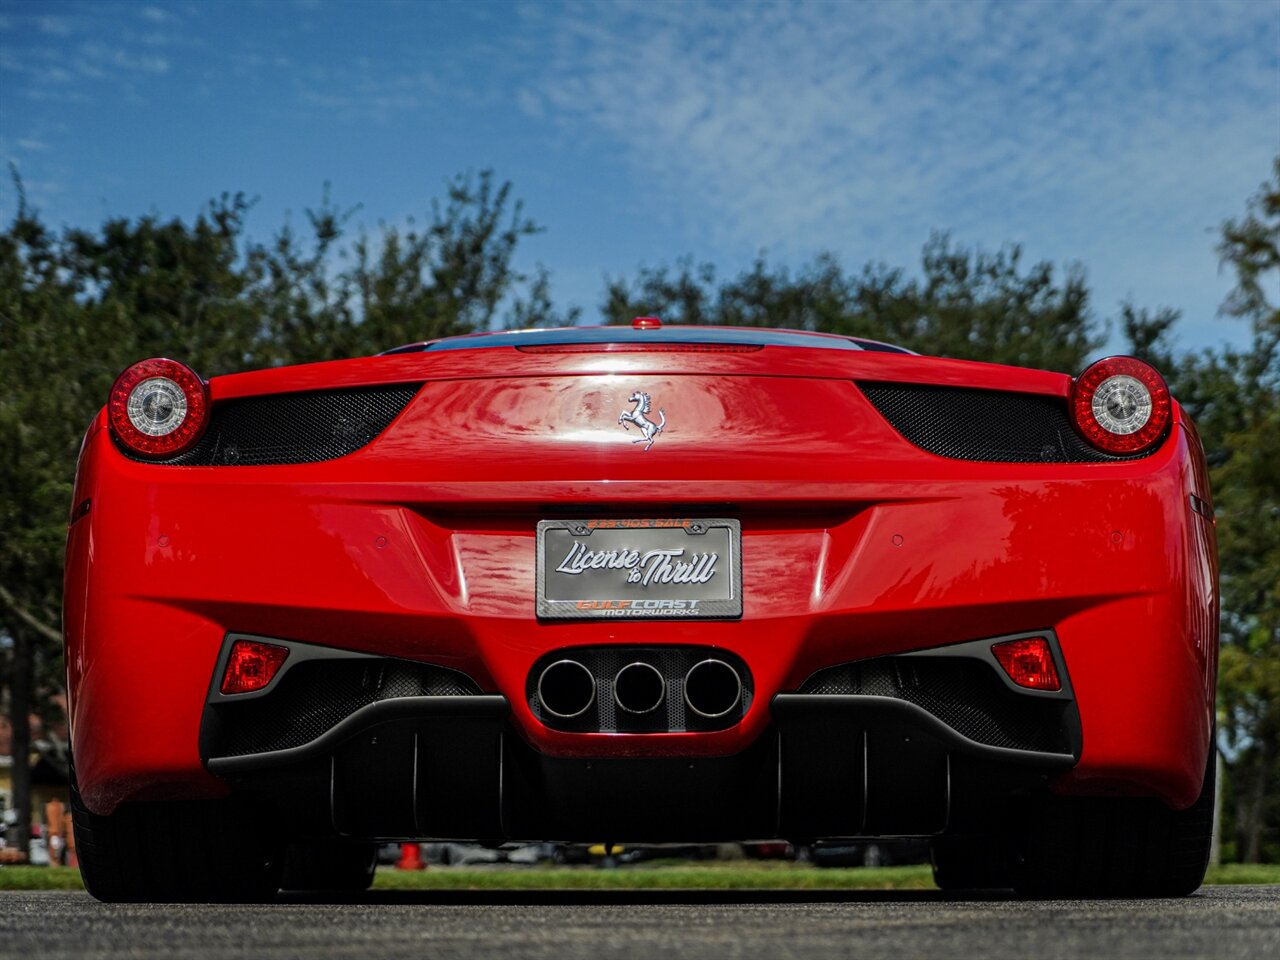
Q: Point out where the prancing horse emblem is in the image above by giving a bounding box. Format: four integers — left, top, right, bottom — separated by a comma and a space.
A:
618, 391, 666, 451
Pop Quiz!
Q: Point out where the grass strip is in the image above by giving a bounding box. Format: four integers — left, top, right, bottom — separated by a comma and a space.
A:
373, 862, 936, 891
2, 861, 1277, 893
1204, 863, 1280, 885
0, 866, 86, 890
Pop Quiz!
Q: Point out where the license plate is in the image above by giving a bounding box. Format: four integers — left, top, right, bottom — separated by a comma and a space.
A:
536, 518, 742, 619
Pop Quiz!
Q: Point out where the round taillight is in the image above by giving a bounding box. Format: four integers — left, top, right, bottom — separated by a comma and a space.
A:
108, 358, 210, 458
1070, 356, 1171, 454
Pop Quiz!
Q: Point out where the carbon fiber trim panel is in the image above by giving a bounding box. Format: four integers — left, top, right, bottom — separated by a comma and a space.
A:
205, 655, 481, 759
858, 382, 1155, 463
118, 384, 420, 466
798, 654, 1074, 754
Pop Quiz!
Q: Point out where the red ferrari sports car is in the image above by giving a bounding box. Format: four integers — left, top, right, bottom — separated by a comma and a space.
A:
63, 320, 1218, 900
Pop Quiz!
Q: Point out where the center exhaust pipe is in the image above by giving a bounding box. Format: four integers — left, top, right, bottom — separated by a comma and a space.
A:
683, 659, 743, 719
537, 659, 596, 718
613, 662, 666, 715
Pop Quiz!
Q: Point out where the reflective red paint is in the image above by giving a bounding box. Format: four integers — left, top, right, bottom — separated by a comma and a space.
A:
63, 337, 1218, 814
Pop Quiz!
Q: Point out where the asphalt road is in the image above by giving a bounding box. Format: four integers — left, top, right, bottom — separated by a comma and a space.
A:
1, 886, 1276, 960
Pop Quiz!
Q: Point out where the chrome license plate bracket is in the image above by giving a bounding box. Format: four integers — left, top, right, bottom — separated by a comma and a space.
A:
536, 518, 742, 620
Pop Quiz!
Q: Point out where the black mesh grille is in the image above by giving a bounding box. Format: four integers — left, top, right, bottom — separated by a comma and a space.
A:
208, 658, 480, 758
858, 382, 1154, 463
121, 384, 421, 466
527, 646, 753, 733
798, 657, 1071, 754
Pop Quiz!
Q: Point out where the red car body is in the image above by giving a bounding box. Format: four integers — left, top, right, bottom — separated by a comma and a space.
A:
63, 325, 1219, 898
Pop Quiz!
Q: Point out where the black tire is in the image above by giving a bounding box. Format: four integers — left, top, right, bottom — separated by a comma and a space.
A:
930, 835, 1015, 891
71, 769, 283, 903
281, 840, 377, 892
1012, 745, 1216, 898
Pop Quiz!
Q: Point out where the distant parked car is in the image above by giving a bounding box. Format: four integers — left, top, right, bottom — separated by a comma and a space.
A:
797, 839, 930, 868
742, 841, 792, 859
426, 843, 547, 866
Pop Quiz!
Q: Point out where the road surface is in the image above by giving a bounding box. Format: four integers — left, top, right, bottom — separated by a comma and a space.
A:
0, 886, 1276, 959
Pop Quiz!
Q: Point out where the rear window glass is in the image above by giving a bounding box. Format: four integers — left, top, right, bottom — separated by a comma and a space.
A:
384, 327, 897, 354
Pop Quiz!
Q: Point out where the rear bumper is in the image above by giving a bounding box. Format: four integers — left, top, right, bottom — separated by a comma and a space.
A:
204, 688, 1074, 844
196, 629, 1077, 842
64, 410, 1217, 816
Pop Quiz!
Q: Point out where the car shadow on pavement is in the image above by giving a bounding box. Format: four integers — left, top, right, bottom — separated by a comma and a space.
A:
277, 889, 1016, 906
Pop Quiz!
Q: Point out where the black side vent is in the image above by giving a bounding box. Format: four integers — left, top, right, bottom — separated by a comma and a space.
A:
120, 384, 421, 466
206, 658, 481, 758
857, 382, 1153, 463
798, 657, 1073, 754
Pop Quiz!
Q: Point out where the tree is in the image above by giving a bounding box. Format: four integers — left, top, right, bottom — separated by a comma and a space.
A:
0, 169, 555, 859
602, 234, 1104, 373
1120, 301, 1181, 372
1203, 159, 1280, 863
0, 183, 84, 861
4, 157, 1277, 863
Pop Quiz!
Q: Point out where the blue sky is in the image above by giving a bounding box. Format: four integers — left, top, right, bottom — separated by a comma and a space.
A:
1, 0, 1277, 355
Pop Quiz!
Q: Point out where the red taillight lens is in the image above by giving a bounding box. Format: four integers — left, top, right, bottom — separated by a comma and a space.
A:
1070, 356, 1171, 454
992, 637, 1061, 691
220, 639, 290, 695
108, 358, 209, 459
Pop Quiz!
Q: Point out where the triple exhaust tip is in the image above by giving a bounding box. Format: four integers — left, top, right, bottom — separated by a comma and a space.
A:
682, 659, 743, 718
614, 662, 666, 715
537, 659, 597, 719
537, 657, 742, 720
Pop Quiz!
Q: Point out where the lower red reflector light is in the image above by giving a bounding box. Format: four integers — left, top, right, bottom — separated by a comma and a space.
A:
220, 639, 290, 695
991, 637, 1061, 691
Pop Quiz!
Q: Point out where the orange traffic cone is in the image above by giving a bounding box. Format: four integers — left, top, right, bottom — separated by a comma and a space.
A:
397, 842, 425, 870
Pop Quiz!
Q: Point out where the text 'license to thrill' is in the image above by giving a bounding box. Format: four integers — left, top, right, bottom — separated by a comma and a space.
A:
536, 518, 742, 620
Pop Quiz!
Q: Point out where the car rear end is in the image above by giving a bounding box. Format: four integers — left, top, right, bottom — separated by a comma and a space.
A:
63, 326, 1218, 899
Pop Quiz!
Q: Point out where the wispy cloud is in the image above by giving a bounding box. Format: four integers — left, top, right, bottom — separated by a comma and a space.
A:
294, 62, 440, 123
79, 42, 170, 74
527, 1, 1274, 245
519, 0, 1278, 337
0, 45, 83, 88
0, 5, 175, 105
1, 0, 1273, 351
35, 15, 74, 37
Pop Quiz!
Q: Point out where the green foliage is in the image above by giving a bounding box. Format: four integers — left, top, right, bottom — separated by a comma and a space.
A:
1147, 158, 1280, 862
2, 158, 1279, 864
1179, 159, 1280, 864
0, 189, 86, 664
602, 234, 1104, 373
1120, 301, 1181, 372
0, 168, 560, 729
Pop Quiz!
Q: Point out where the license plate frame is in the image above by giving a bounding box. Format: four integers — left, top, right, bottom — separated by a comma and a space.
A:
536, 518, 742, 620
